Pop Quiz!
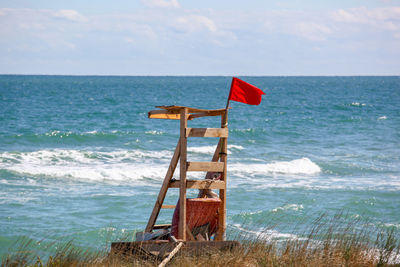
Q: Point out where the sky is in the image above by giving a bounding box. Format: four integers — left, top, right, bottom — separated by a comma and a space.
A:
0, 0, 399, 75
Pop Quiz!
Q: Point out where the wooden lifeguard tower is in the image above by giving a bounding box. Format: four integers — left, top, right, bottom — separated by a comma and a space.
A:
146, 105, 229, 241
111, 105, 239, 258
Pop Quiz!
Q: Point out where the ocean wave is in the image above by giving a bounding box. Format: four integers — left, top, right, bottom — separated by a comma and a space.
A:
44, 130, 126, 137
3, 150, 399, 190
230, 224, 301, 241
229, 158, 321, 176
1, 149, 172, 164
0, 152, 318, 184
3, 163, 168, 184
0, 149, 175, 184
233, 174, 400, 191
188, 144, 244, 154
2, 130, 139, 142
272, 204, 304, 212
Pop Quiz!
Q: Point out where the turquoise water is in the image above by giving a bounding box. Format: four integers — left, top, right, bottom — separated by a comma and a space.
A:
1, 75, 399, 254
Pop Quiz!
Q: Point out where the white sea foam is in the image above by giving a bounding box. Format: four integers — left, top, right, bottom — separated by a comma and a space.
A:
229, 158, 321, 176
3, 150, 399, 190
145, 130, 164, 135
0, 149, 174, 184
84, 130, 98, 134
5, 163, 167, 184
272, 204, 304, 212
188, 144, 243, 154
0, 152, 318, 185
231, 224, 301, 241
1, 149, 172, 164
378, 115, 387, 120
384, 223, 400, 229
351, 102, 366, 107
228, 145, 244, 150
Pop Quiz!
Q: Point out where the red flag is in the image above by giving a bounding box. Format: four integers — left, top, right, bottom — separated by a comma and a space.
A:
228, 77, 265, 105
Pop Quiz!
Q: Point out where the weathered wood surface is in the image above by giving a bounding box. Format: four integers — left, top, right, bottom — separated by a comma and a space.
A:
161, 205, 176, 209
188, 109, 228, 120
153, 224, 172, 230
186, 128, 228, 138
148, 112, 181, 120
179, 108, 188, 240
186, 225, 196, 241
186, 162, 224, 172
148, 109, 192, 120
169, 179, 225, 189
110, 240, 241, 257
217, 110, 228, 241
145, 139, 181, 232
156, 105, 227, 113
148, 106, 230, 120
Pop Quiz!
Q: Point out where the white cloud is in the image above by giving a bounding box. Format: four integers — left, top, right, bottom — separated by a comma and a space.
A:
174, 15, 217, 33
53, 9, 88, 23
332, 7, 400, 30
333, 9, 362, 23
293, 22, 332, 41
0, 9, 8, 16
1, 5, 399, 75
142, 0, 180, 8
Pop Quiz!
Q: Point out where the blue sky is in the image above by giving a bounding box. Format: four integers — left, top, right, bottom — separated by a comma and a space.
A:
1, 0, 399, 75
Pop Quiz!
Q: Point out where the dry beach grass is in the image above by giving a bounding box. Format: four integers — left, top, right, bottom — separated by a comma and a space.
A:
2, 214, 400, 267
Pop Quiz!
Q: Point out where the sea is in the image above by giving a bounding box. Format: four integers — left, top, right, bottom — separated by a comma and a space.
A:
0, 75, 399, 255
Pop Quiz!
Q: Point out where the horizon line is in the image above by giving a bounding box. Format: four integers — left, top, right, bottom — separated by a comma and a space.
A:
1, 74, 399, 77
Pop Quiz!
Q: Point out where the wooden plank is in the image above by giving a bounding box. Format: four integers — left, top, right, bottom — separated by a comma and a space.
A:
156, 105, 208, 113
145, 139, 181, 232
169, 179, 226, 189
179, 108, 188, 240
148, 113, 180, 120
150, 107, 231, 120
111, 240, 241, 256
188, 110, 226, 120
187, 162, 224, 172
161, 205, 176, 209
148, 110, 192, 120
186, 225, 195, 241
156, 105, 228, 114
202, 139, 223, 180
153, 224, 172, 230
216, 110, 228, 241
186, 128, 228, 138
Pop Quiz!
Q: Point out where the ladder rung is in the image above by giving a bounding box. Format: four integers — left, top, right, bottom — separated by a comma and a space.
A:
186, 128, 228, 138
161, 205, 176, 209
187, 162, 224, 172
169, 179, 226, 189
153, 224, 172, 229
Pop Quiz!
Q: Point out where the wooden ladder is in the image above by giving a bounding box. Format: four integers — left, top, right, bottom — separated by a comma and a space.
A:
145, 106, 229, 241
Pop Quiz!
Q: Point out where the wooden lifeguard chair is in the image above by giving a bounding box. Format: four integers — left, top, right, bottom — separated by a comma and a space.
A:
146, 105, 229, 241
111, 105, 239, 258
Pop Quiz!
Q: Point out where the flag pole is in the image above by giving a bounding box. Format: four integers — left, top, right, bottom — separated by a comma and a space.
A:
225, 98, 230, 110
222, 77, 234, 129
225, 77, 234, 110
